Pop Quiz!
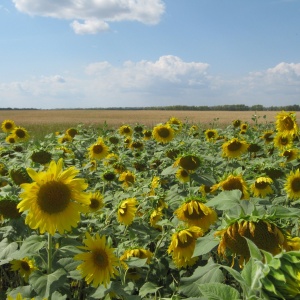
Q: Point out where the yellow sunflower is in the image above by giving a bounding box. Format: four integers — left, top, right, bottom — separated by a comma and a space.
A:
75, 232, 119, 287
276, 111, 299, 137
10, 257, 37, 282
150, 209, 163, 229
285, 169, 300, 200
120, 248, 153, 269
88, 192, 104, 213
174, 154, 201, 172
119, 125, 133, 137
232, 119, 242, 128
261, 130, 274, 144
168, 226, 203, 268
5, 134, 16, 144
58, 134, 72, 144
174, 199, 217, 232
281, 148, 299, 162
215, 218, 288, 267
17, 158, 89, 235
129, 140, 144, 151
143, 129, 152, 140
199, 184, 213, 197
152, 124, 175, 144
222, 138, 248, 158
167, 117, 183, 132
66, 128, 78, 138
119, 171, 135, 188
175, 168, 190, 183
88, 138, 109, 160
1, 119, 16, 133
102, 170, 117, 182
6, 293, 24, 300
240, 123, 248, 131
12, 127, 29, 142
204, 129, 218, 141
117, 198, 138, 226
274, 132, 293, 150
213, 174, 250, 199
250, 177, 273, 198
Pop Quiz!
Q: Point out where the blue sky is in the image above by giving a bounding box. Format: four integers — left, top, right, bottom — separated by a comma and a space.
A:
0, 0, 300, 109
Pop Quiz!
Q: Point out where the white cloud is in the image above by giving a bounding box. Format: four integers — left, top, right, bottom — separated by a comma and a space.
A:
11, 0, 165, 34
1, 59, 300, 108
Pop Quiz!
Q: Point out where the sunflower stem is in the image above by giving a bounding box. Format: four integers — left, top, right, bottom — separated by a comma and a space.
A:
47, 233, 53, 274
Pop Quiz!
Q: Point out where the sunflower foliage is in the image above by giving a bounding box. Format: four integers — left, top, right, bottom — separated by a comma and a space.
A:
0, 112, 300, 299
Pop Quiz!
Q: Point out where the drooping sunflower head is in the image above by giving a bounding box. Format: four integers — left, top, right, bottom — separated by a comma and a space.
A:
167, 226, 204, 268
174, 154, 201, 171
150, 209, 163, 229
10, 167, 32, 185
281, 148, 299, 162
261, 130, 274, 144
117, 198, 138, 226
204, 129, 218, 141
88, 138, 109, 160
274, 132, 293, 150
17, 158, 89, 235
165, 148, 180, 160
152, 124, 175, 144
10, 257, 37, 282
250, 177, 273, 198
102, 170, 116, 182
12, 127, 29, 142
119, 171, 135, 188
175, 168, 190, 183
199, 184, 214, 197
174, 198, 217, 232
247, 143, 261, 153
143, 129, 152, 140
285, 169, 300, 200
66, 128, 78, 138
222, 138, 249, 158
276, 111, 299, 137
232, 119, 242, 128
213, 174, 250, 199
88, 192, 104, 213
75, 232, 119, 288
1, 119, 16, 133
0, 198, 21, 219
215, 217, 287, 267
119, 125, 133, 137
129, 140, 144, 151
120, 248, 153, 269
108, 136, 120, 145
31, 150, 52, 165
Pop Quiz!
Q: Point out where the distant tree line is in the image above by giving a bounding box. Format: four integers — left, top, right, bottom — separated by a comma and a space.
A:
1, 104, 300, 111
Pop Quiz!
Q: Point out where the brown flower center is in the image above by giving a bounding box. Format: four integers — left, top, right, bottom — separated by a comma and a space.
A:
222, 178, 243, 193
157, 127, 171, 138
90, 198, 100, 210
93, 249, 109, 268
280, 137, 288, 145
20, 261, 31, 272
37, 181, 71, 214
291, 178, 300, 192
15, 129, 26, 138
283, 116, 294, 130
255, 181, 269, 189
177, 234, 194, 248
207, 131, 215, 138
93, 145, 104, 154
5, 123, 13, 130
183, 204, 205, 220
227, 140, 242, 151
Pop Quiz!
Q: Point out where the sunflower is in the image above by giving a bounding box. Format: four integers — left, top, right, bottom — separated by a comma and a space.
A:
281, 148, 299, 162
10, 257, 37, 282
143, 129, 152, 140
58, 134, 72, 144
204, 129, 218, 141
10, 167, 32, 185
174, 199, 217, 232
75, 232, 119, 287
5, 134, 16, 144
119, 171, 135, 188
1, 119, 16, 133
150, 209, 163, 229
129, 140, 144, 151
66, 128, 78, 138
240, 123, 248, 131
250, 177, 273, 198
274, 132, 293, 150
117, 198, 138, 226
88, 138, 109, 160
174, 154, 201, 171
213, 174, 250, 199
102, 170, 116, 182
103, 153, 119, 166
108, 136, 120, 145
232, 119, 242, 128
6, 293, 24, 300
120, 248, 153, 269
31, 150, 52, 165
175, 168, 190, 183
167, 117, 183, 132
152, 124, 175, 144
222, 138, 248, 158
261, 130, 274, 144
113, 162, 127, 174
88, 192, 104, 213
17, 158, 89, 235
168, 226, 203, 268
12, 127, 29, 142
199, 184, 213, 197
276, 111, 299, 137
119, 125, 133, 137
165, 148, 180, 160
285, 169, 300, 200
0, 198, 21, 219
215, 218, 288, 267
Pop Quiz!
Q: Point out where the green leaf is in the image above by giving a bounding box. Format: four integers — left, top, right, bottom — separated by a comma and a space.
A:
206, 190, 242, 210
245, 238, 263, 261
269, 206, 300, 218
241, 258, 264, 293
139, 282, 163, 298
193, 234, 219, 257
57, 257, 80, 272
198, 282, 241, 300
161, 165, 178, 175
0, 238, 18, 264
29, 268, 67, 299
125, 257, 148, 268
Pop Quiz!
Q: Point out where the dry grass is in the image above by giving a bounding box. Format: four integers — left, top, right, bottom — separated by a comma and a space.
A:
0, 109, 292, 127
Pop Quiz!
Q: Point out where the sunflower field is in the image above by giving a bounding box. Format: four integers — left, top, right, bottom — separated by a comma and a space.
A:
1, 112, 300, 300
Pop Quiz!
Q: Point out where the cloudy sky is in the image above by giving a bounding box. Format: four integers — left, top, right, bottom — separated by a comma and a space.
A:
1, 0, 300, 109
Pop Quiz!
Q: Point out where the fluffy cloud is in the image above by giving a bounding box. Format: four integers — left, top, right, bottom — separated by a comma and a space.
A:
11, 0, 165, 34
1, 58, 300, 108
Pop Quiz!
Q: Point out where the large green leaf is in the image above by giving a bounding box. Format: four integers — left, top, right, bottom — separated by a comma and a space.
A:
0, 238, 18, 264
29, 268, 67, 299
198, 282, 241, 300
139, 282, 163, 298
193, 234, 219, 257
206, 190, 242, 210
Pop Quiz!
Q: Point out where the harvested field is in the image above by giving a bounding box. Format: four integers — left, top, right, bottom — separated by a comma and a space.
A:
1, 110, 296, 127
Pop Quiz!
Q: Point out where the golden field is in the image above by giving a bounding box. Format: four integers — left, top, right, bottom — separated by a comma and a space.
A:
1, 109, 297, 127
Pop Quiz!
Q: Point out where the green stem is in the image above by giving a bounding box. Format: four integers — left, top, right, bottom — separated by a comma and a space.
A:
47, 233, 53, 274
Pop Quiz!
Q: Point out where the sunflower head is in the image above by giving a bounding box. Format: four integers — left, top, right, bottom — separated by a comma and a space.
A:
222, 138, 249, 158
274, 132, 293, 150
58, 134, 72, 144
117, 198, 138, 226
250, 176, 273, 198
133, 124, 144, 134
281, 148, 299, 162
276, 111, 299, 137
204, 129, 218, 141
175, 168, 190, 183
12, 127, 29, 142
10, 167, 32, 185
0, 163, 8, 176
31, 150, 52, 165
102, 170, 116, 182
285, 168, 300, 200
261, 130, 274, 143
66, 128, 78, 138
119, 125, 133, 136
119, 171, 135, 188
143, 129, 152, 140
165, 148, 180, 160
175, 154, 201, 171
129, 140, 144, 150
120, 248, 153, 269
232, 119, 242, 128
0, 198, 21, 219
150, 209, 163, 229
108, 136, 120, 145
88, 138, 109, 160
10, 257, 37, 282
88, 192, 104, 213
1, 119, 16, 133
167, 117, 183, 132
5, 135, 16, 144
152, 124, 175, 144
